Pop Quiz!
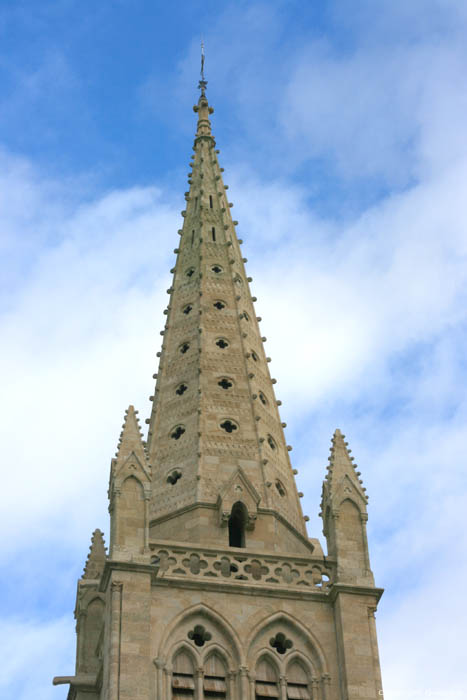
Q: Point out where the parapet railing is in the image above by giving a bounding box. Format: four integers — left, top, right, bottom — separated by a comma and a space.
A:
149, 541, 334, 592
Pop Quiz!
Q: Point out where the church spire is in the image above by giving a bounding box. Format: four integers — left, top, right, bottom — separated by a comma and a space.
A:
145, 81, 309, 553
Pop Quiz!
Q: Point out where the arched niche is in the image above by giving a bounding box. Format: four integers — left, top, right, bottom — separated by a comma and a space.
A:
118, 475, 145, 549
81, 597, 104, 673
337, 498, 366, 572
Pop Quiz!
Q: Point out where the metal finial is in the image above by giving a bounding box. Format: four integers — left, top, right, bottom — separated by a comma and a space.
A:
201, 40, 205, 81
198, 39, 207, 95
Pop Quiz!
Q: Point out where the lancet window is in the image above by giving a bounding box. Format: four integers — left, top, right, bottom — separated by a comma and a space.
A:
286, 660, 311, 699
204, 654, 227, 698
172, 650, 195, 698
255, 657, 279, 698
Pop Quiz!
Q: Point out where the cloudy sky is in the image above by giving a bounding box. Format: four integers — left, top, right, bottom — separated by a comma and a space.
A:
1, 1, 467, 698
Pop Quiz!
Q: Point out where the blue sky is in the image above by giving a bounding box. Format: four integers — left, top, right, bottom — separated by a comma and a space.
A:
1, 1, 467, 698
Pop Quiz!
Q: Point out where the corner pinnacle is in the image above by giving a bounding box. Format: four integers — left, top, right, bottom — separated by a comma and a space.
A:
82, 529, 107, 580
324, 428, 368, 503
114, 405, 149, 466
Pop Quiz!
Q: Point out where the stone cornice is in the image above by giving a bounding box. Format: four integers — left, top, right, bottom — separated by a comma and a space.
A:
99, 560, 154, 593
328, 583, 384, 604
152, 574, 331, 602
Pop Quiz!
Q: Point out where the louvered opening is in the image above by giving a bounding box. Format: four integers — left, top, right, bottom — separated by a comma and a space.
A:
204, 654, 227, 698
255, 658, 279, 699
172, 650, 195, 698
286, 661, 311, 700
287, 685, 310, 699
255, 682, 279, 698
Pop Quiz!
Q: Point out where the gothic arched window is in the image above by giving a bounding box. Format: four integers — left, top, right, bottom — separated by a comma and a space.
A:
228, 501, 247, 548
204, 653, 227, 698
172, 649, 195, 698
286, 660, 311, 699
255, 657, 279, 698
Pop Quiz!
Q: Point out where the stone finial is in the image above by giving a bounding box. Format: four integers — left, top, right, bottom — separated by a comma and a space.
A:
82, 529, 107, 580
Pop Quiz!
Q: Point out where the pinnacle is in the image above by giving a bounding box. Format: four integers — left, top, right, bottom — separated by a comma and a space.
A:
114, 404, 149, 466
325, 428, 368, 503
82, 529, 107, 580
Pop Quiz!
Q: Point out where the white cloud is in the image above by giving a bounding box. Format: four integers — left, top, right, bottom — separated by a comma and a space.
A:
0, 154, 179, 553
0, 616, 75, 700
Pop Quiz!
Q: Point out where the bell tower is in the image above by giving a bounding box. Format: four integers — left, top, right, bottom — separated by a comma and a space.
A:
54, 72, 384, 700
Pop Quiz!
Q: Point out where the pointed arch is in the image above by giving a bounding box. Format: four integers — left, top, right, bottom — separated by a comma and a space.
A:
246, 611, 329, 676
168, 641, 201, 671
286, 654, 313, 699
203, 649, 228, 698
158, 602, 243, 667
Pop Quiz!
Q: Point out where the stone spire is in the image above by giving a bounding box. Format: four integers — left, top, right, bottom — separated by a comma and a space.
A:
145, 83, 309, 553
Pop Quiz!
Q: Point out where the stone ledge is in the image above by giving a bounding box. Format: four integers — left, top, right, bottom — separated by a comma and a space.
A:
328, 583, 384, 604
